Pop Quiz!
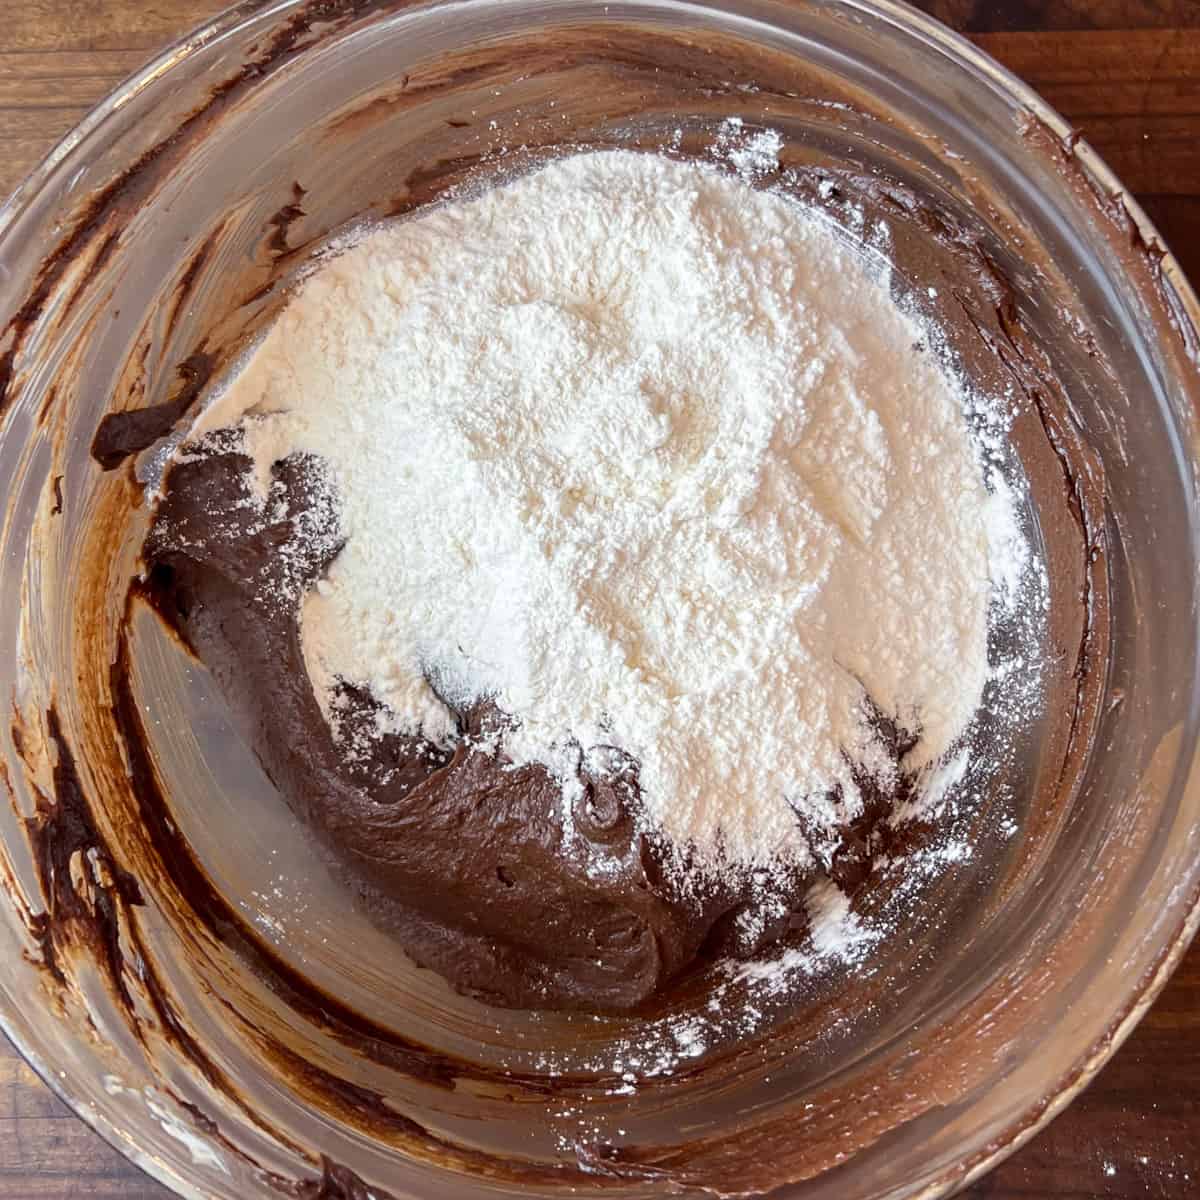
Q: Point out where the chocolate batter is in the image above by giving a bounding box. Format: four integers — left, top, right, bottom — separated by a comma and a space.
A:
85, 112, 1098, 1015
78, 97, 1110, 1016
123, 431, 915, 1011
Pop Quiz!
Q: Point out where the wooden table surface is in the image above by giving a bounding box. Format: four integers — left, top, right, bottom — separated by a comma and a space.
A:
2, 1, 1199, 1196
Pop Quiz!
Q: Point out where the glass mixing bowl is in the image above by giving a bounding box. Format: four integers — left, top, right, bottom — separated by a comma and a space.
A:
2, 1, 1200, 1197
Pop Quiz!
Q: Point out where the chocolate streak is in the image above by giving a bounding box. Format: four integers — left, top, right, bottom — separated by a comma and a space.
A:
91, 352, 213, 470
28, 709, 144, 1006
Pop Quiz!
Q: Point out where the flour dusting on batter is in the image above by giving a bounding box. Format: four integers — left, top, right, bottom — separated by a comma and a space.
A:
195, 149, 1030, 874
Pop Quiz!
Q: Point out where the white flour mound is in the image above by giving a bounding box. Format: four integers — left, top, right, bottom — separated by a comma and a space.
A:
194, 149, 1009, 872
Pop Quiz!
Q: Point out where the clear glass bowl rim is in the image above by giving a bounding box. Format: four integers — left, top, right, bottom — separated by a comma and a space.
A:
1, 1, 1199, 1198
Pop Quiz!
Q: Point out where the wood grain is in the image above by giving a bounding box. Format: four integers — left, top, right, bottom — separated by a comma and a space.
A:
1, 2, 1198, 1198
973, 29, 1200, 195
924, 0, 1200, 31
